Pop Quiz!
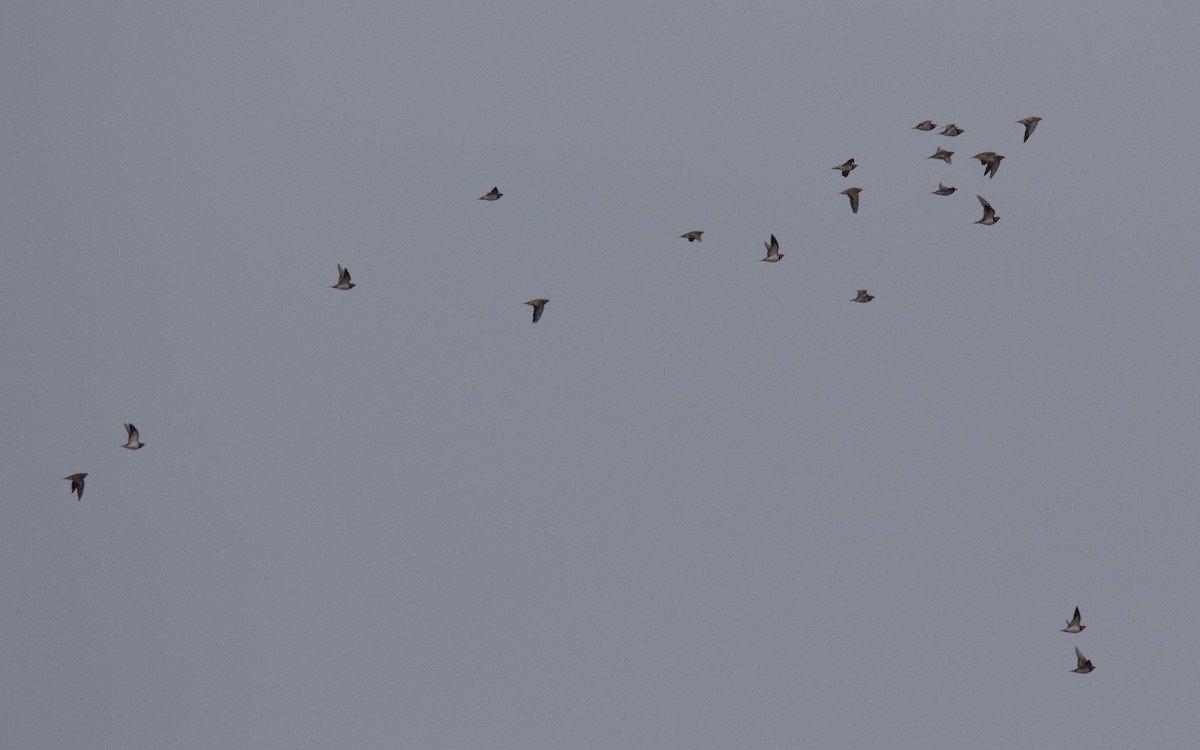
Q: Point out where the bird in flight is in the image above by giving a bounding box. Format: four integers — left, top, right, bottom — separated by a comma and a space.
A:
64, 473, 88, 500
929, 147, 954, 164
331, 264, 355, 290
1017, 116, 1042, 142
974, 152, 1005, 178
839, 187, 863, 214
913, 120, 937, 131
122, 423, 144, 450
833, 158, 857, 177
525, 298, 549, 323
932, 182, 957, 196
975, 195, 1000, 225
761, 234, 782, 262
851, 289, 874, 303
478, 186, 503, 201
939, 123, 964, 136
1072, 647, 1095, 674
679, 231, 704, 242
1061, 607, 1086, 634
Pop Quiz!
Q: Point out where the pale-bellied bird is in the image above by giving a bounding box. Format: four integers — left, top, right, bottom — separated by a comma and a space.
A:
331, 264, 355, 290
122, 423, 144, 450
679, 231, 704, 242
761, 234, 782, 262
1061, 607, 1086, 634
833, 158, 857, 177
852, 289, 874, 303
478, 186, 503, 201
975, 195, 1000, 225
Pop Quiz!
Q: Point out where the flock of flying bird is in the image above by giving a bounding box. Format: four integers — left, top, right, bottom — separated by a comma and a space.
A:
62, 111, 1091, 674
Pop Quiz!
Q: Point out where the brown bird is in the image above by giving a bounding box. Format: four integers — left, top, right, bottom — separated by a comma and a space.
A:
1017, 116, 1042, 142
931, 182, 957, 196
1061, 607, 1086, 634
478, 186, 503, 201
331, 264, 355, 290
64, 473, 88, 500
679, 231, 704, 243
929, 147, 954, 164
839, 187, 863, 214
939, 123, 964, 136
525, 298, 549, 323
121, 423, 144, 450
1072, 647, 1095, 674
851, 289, 874, 303
974, 151, 1004, 178
913, 120, 937, 131
833, 158, 857, 177
762, 234, 783, 262
975, 195, 1000, 225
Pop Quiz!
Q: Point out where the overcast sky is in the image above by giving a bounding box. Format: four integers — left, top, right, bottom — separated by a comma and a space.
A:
4, 1, 1200, 748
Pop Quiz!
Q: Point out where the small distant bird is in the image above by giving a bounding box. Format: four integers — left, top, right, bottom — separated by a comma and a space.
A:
331, 264, 355, 290
1072, 647, 1095, 674
1017, 116, 1042, 142
851, 289, 874, 303
122, 423, 144, 450
478, 186, 503, 201
975, 195, 1000, 225
679, 231, 704, 242
525, 298, 549, 323
939, 123, 964, 136
762, 234, 783, 262
1061, 607, 1086, 634
932, 182, 957, 196
928, 147, 954, 164
833, 158, 857, 177
974, 151, 1004, 178
64, 473, 87, 500
913, 120, 937, 131
839, 187, 863, 214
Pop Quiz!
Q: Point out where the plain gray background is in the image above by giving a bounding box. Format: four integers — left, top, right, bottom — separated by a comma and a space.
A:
3, 1, 1199, 748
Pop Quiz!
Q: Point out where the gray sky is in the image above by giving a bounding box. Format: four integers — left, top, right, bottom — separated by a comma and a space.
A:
3, 1, 1199, 747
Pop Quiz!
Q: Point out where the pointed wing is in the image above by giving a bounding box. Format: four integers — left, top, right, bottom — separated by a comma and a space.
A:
849, 193, 859, 214
531, 305, 543, 323
1070, 607, 1082, 627
1075, 647, 1086, 666
977, 195, 994, 220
